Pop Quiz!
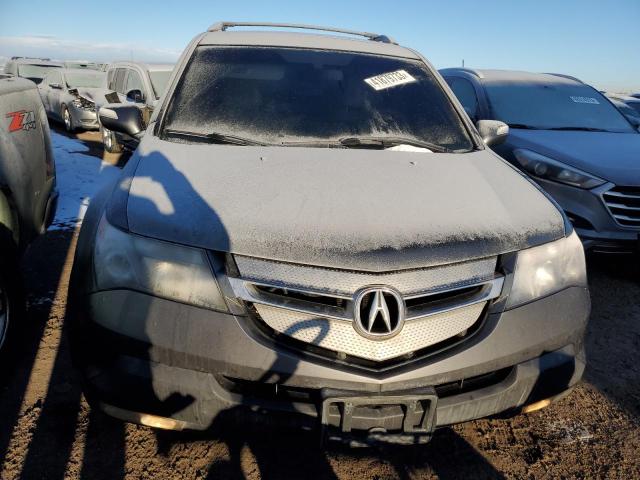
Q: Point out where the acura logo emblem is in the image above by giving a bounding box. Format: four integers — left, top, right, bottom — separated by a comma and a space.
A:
353, 286, 404, 340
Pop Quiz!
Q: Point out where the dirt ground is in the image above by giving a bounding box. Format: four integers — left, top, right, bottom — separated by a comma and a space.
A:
1, 128, 639, 479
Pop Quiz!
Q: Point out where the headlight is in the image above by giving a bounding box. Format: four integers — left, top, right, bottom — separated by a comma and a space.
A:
93, 215, 228, 311
513, 149, 605, 189
506, 231, 587, 309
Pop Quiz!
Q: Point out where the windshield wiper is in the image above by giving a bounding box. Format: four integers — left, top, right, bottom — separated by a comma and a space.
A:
546, 126, 610, 132
339, 136, 449, 152
164, 129, 268, 146
507, 123, 542, 130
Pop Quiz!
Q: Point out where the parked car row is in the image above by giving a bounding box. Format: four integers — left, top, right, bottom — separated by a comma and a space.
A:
0, 22, 637, 446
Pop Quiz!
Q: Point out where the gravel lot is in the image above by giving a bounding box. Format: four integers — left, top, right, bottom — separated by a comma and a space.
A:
1, 128, 639, 479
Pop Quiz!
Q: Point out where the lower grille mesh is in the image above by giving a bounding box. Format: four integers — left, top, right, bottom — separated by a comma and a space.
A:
255, 302, 485, 362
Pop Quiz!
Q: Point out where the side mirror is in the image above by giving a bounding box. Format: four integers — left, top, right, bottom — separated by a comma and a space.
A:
126, 89, 145, 103
49, 83, 63, 89
99, 104, 145, 138
476, 120, 509, 147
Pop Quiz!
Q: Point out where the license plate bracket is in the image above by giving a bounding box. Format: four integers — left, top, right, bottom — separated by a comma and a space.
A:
320, 387, 438, 436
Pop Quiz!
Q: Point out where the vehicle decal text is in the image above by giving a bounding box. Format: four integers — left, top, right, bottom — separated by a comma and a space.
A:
6, 110, 37, 132
570, 96, 599, 105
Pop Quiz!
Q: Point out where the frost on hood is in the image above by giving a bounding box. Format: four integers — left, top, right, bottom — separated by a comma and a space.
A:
125, 137, 565, 271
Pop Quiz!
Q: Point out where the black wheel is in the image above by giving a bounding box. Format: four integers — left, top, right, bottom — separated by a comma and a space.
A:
62, 104, 74, 132
101, 125, 123, 153
0, 243, 23, 357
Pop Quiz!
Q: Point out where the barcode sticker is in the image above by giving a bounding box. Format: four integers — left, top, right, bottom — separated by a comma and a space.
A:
364, 70, 416, 91
570, 96, 600, 104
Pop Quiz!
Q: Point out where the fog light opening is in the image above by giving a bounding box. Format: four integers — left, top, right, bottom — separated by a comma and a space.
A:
101, 403, 186, 431
522, 398, 552, 414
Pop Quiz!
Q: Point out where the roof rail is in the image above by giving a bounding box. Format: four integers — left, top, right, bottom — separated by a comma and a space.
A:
543, 73, 583, 83
207, 21, 396, 44
439, 67, 484, 79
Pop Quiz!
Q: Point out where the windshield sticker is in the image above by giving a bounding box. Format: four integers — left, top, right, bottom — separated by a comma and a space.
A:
570, 96, 600, 105
365, 70, 416, 91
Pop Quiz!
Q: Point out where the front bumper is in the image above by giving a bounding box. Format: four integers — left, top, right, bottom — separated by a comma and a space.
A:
69, 105, 99, 130
70, 285, 589, 437
535, 178, 640, 253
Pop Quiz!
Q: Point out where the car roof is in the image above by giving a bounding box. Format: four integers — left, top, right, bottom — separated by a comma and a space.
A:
439, 68, 585, 86
108, 61, 174, 72
9, 58, 63, 67
198, 30, 420, 60
59, 68, 104, 76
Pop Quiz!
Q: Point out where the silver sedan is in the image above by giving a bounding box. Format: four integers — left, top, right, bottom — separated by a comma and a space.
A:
38, 68, 106, 132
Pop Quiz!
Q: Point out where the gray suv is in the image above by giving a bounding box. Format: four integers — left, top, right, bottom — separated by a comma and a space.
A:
69, 23, 589, 444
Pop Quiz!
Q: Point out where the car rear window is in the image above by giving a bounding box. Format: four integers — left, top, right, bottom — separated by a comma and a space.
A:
162, 46, 474, 151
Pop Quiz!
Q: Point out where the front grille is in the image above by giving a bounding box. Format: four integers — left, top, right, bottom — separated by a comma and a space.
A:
230, 255, 503, 364
254, 301, 485, 362
602, 186, 640, 228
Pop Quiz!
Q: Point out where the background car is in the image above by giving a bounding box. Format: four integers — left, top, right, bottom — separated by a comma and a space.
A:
608, 97, 640, 127
38, 68, 105, 132
605, 92, 640, 124
440, 68, 640, 254
3, 57, 63, 85
63, 60, 102, 70
0, 74, 57, 355
98, 61, 174, 153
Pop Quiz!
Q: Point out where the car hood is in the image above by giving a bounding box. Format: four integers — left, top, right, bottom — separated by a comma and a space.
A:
506, 129, 640, 185
124, 137, 564, 271
70, 87, 104, 104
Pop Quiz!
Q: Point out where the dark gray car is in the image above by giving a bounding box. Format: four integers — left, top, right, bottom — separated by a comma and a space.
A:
441, 68, 640, 254
38, 68, 105, 131
0, 75, 57, 353
69, 23, 589, 443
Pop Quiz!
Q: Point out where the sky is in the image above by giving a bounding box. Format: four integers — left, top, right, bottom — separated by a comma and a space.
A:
0, 0, 638, 92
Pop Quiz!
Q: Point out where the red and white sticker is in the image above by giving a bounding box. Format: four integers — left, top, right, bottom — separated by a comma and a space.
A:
6, 110, 37, 132
364, 70, 416, 91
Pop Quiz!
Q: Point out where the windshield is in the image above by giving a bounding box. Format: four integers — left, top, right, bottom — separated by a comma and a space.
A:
17, 64, 61, 83
149, 70, 172, 99
163, 47, 474, 151
65, 72, 104, 88
485, 81, 634, 133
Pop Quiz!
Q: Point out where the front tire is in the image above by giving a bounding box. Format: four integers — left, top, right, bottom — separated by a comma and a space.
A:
0, 242, 23, 358
62, 104, 74, 132
101, 125, 123, 153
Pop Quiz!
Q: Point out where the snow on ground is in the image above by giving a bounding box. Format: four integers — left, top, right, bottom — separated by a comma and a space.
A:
49, 131, 120, 230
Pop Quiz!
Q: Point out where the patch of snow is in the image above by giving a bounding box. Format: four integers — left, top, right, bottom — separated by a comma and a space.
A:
385, 144, 432, 153
49, 132, 120, 230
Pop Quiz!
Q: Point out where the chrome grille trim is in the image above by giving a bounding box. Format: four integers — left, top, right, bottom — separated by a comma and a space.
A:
234, 255, 498, 296
228, 276, 503, 322
602, 186, 640, 228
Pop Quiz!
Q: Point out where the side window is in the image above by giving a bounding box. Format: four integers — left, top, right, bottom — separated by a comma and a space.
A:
114, 68, 127, 94
125, 70, 144, 95
447, 77, 480, 120
48, 71, 61, 86
107, 69, 116, 90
